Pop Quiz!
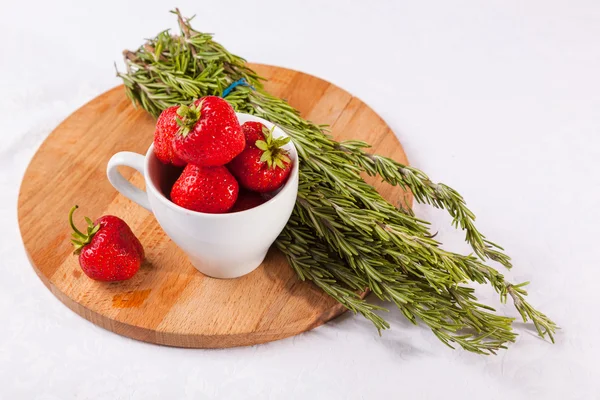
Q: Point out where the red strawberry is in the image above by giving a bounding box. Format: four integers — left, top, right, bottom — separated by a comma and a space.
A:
240, 121, 265, 144
170, 164, 239, 213
153, 106, 186, 167
68, 206, 144, 282
172, 96, 244, 166
228, 122, 293, 192
230, 190, 267, 213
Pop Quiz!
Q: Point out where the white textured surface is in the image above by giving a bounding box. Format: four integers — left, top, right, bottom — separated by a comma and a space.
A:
1, 0, 599, 398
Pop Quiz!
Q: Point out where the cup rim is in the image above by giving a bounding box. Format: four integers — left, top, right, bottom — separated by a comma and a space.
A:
144, 113, 299, 219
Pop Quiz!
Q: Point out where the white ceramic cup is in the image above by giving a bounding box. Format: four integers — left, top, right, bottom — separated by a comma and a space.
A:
106, 113, 299, 279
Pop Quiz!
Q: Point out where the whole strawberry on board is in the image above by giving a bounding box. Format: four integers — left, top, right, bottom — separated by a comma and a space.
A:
172, 96, 245, 166
170, 164, 239, 213
153, 105, 186, 167
68, 206, 144, 282
228, 121, 293, 193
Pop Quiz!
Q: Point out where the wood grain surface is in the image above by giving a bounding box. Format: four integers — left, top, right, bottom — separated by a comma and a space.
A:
17, 64, 411, 348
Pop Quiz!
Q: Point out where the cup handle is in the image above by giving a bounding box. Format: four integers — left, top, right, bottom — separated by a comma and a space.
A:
107, 152, 151, 212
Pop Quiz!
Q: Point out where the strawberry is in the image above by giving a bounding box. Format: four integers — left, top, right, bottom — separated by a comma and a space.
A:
153, 105, 187, 167
228, 122, 293, 193
230, 190, 267, 213
170, 164, 239, 213
68, 206, 144, 282
172, 96, 244, 166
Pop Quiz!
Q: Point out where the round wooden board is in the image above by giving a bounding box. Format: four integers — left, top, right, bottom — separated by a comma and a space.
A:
17, 64, 410, 348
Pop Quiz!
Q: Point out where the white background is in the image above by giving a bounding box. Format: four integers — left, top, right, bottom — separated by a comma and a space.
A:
1, 0, 599, 398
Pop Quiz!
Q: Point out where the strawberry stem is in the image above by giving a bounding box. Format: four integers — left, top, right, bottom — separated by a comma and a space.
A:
256, 126, 291, 169
68, 205, 100, 255
176, 101, 202, 137
68, 205, 84, 237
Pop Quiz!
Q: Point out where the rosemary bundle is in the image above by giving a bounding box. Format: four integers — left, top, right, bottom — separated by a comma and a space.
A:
118, 9, 556, 354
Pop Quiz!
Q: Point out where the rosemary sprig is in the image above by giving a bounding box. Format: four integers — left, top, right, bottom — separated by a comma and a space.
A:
337, 141, 513, 268
117, 9, 557, 354
279, 214, 518, 354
